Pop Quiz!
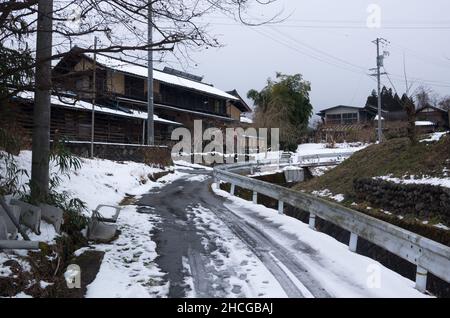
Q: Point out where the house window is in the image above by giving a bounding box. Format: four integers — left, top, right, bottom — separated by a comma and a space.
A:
342, 113, 358, 124
326, 114, 341, 125
213, 100, 220, 114
124, 75, 145, 99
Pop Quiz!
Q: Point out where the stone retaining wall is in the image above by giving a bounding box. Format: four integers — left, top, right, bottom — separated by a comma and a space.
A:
63, 142, 172, 167
353, 178, 450, 224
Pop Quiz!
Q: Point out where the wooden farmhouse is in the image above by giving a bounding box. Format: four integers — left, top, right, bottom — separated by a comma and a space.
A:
1, 47, 252, 146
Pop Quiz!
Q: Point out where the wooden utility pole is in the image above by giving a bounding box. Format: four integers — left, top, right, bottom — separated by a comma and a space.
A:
371, 37, 389, 144
376, 38, 383, 143
147, 0, 154, 145
90, 36, 97, 158
31, 0, 53, 200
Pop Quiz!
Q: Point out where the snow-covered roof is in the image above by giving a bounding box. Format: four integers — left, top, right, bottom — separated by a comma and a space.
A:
415, 121, 436, 126
240, 116, 253, 124
318, 105, 364, 113
373, 115, 385, 120
86, 53, 238, 101
14, 91, 182, 126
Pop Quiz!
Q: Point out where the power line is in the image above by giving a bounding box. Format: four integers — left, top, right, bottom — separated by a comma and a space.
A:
269, 26, 369, 72
205, 21, 450, 30
249, 26, 370, 77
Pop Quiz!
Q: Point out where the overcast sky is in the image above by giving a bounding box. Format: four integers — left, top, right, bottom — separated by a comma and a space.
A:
161, 0, 450, 122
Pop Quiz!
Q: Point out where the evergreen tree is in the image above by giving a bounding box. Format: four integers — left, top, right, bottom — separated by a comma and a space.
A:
365, 86, 403, 112
248, 73, 313, 151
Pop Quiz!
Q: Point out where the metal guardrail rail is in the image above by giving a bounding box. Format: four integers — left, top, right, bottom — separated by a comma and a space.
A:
213, 162, 450, 294
297, 151, 354, 164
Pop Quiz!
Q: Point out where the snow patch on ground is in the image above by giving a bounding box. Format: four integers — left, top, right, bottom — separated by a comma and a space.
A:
253, 142, 367, 163
312, 189, 345, 203
376, 175, 450, 189
182, 256, 196, 298
27, 222, 58, 244
188, 204, 287, 298
420, 131, 449, 143
173, 160, 213, 171
1, 150, 185, 298
84, 205, 168, 298
3, 150, 168, 212
309, 166, 335, 177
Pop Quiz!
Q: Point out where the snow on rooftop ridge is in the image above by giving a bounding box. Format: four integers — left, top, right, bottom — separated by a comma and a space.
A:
240, 116, 253, 124
87, 53, 238, 101
15, 91, 181, 126
415, 121, 435, 126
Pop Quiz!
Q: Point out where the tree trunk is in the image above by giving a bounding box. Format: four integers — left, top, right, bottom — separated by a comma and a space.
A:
31, 0, 53, 200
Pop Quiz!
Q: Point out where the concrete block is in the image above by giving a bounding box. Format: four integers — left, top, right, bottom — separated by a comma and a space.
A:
39, 204, 64, 233
87, 219, 117, 243
0, 240, 40, 250
94, 205, 121, 223
284, 168, 305, 183
0, 205, 21, 239
11, 199, 41, 235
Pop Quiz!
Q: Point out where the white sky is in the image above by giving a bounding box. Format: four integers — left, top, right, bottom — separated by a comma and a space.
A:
160, 0, 450, 121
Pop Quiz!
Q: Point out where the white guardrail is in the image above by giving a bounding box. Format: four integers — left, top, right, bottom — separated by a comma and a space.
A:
213, 161, 450, 294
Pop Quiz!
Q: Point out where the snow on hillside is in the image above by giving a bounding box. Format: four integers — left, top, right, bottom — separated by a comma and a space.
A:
420, 131, 449, 143
6, 150, 173, 211
296, 142, 368, 157
1, 151, 184, 298
254, 142, 368, 162
376, 174, 450, 189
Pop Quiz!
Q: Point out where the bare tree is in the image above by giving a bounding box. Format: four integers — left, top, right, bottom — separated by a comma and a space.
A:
414, 86, 438, 109
1, 0, 282, 200
438, 96, 450, 111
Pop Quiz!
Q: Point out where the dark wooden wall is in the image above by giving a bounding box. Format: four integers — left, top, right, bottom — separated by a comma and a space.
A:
0, 101, 170, 145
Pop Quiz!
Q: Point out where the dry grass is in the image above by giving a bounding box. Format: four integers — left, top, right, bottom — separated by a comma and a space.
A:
296, 135, 450, 197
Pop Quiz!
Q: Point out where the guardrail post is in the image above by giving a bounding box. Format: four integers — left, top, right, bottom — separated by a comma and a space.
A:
278, 201, 284, 215
250, 165, 254, 175
252, 191, 258, 204
349, 233, 358, 252
230, 184, 235, 196
213, 176, 218, 189
415, 266, 428, 293
309, 213, 316, 230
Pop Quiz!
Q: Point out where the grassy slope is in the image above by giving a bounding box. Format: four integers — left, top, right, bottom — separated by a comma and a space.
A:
295, 134, 450, 245
296, 135, 450, 197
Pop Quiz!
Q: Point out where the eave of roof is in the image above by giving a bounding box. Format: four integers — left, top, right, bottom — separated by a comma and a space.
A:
13, 91, 182, 126
416, 105, 448, 114
115, 96, 236, 122
75, 52, 239, 101
318, 105, 365, 114
226, 89, 252, 113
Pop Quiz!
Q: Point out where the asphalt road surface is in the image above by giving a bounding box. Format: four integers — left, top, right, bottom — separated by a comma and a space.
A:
137, 173, 330, 298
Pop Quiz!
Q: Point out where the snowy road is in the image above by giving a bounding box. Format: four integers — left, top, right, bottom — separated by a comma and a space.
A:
137, 173, 428, 298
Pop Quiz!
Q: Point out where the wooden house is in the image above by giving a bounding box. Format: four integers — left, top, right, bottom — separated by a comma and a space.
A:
415, 105, 450, 130
2, 47, 251, 146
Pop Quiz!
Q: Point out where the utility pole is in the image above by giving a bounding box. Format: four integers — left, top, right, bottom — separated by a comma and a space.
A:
31, 0, 53, 200
147, 0, 154, 145
90, 36, 97, 158
371, 38, 389, 144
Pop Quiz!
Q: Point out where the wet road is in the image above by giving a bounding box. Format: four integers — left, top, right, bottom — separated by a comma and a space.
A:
137, 174, 330, 298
